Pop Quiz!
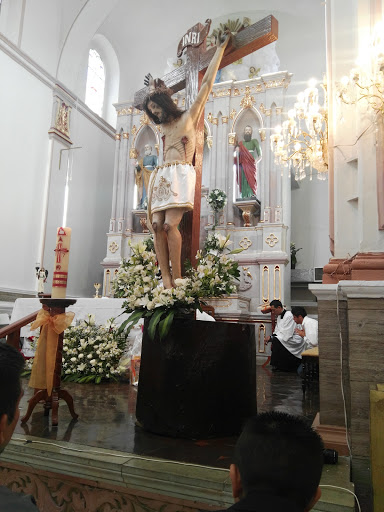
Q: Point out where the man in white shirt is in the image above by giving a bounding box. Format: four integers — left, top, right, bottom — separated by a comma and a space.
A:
265, 300, 305, 372
292, 306, 319, 351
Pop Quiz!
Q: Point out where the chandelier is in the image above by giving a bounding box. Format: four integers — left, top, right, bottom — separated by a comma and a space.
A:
337, 22, 384, 116
271, 78, 328, 181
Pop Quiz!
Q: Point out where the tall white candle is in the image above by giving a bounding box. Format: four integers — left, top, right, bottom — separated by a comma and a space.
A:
51, 227, 72, 299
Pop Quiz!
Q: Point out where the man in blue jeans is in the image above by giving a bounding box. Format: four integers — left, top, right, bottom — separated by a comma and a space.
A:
0, 343, 39, 511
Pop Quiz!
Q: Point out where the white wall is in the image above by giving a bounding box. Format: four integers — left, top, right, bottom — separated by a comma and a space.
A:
43, 112, 115, 298
0, 37, 115, 296
0, 50, 52, 292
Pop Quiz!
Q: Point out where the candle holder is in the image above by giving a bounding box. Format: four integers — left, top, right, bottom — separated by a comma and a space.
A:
94, 282, 101, 298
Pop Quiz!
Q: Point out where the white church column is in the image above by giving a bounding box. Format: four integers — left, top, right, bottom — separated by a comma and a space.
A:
116, 132, 129, 233
109, 132, 121, 233
125, 156, 136, 238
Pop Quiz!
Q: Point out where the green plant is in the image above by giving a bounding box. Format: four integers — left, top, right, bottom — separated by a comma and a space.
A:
206, 189, 227, 212
290, 242, 302, 268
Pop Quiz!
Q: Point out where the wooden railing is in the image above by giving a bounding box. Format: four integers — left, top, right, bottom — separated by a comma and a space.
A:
0, 312, 39, 350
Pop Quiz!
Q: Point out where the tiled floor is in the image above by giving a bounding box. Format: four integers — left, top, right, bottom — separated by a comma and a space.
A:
15, 361, 319, 469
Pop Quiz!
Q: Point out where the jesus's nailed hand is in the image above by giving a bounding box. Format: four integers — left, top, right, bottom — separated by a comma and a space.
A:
217, 29, 231, 48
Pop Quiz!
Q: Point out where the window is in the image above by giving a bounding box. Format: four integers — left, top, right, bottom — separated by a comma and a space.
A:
85, 49, 105, 116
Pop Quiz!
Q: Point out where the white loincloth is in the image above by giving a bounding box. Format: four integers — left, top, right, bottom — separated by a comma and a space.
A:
147, 162, 196, 224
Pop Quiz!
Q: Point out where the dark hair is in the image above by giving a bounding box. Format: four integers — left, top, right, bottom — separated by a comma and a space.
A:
269, 300, 283, 308
291, 306, 307, 318
0, 344, 24, 424
234, 412, 324, 509
143, 92, 184, 124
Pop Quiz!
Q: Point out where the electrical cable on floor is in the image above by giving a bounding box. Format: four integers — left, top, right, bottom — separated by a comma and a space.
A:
320, 484, 361, 512
17, 437, 227, 470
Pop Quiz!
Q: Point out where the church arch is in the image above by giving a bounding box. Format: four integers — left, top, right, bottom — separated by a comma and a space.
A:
231, 106, 264, 134
56, 0, 120, 101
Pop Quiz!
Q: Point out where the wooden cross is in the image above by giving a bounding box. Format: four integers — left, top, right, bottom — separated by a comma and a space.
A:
134, 15, 278, 267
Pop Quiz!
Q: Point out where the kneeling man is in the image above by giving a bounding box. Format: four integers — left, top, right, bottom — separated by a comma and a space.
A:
265, 300, 305, 372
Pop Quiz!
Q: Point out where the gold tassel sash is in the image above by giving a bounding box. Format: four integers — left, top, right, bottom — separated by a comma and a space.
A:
29, 309, 75, 395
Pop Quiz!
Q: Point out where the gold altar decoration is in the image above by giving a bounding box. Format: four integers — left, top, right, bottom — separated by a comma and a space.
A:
123, 132, 129, 139
262, 265, 270, 304
140, 112, 150, 125
94, 283, 101, 298
212, 88, 231, 98
271, 77, 328, 181
265, 233, 279, 247
29, 309, 75, 395
115, 133, 121, 140
240, 86, 256, 109
259, 128, 266, 142
117, 106, 133, 116
230, 109, 237, 119
129, 147, 138, 159
228, 132, 236, 145
239, 237, 252, 250
109, 241, 119, 253
273, 265, 281, 300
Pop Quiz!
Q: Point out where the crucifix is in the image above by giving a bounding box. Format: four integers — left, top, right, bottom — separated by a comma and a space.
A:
134, 15, 278, 281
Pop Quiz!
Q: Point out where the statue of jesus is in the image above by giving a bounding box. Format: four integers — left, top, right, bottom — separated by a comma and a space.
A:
143, 32, 230, 289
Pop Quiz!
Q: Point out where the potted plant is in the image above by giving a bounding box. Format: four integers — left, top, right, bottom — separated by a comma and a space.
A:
290, 242, 302, 269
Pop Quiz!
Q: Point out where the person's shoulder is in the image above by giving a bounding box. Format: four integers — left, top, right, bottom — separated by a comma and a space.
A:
0, 485, 39, 511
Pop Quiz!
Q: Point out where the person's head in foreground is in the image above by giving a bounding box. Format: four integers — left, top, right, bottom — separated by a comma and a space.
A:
0, 343, 24, 454
230, 411, 324, 511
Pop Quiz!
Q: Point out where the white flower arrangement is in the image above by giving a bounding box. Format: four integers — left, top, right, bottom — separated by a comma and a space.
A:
61, 315, 126, 383
113, 234, 242, 341
206, 189, 227, 212
22, 315, 127, 384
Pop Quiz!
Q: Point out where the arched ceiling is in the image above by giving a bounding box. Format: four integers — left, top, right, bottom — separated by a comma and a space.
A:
55, 0, 325, 102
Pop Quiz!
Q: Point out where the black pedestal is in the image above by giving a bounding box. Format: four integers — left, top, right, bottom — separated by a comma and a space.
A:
136, 317, 256, 439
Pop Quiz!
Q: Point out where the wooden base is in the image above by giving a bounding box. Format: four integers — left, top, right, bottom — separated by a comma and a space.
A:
21, 388, 78, 427
21, 297, 78, 427
136, 317, 256, 439
312, 412, 349, 456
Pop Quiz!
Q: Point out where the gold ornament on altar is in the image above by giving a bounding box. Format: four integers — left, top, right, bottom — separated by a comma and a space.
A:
140, 112, 150, 125
265, 233, 279, 247
271, 77, 328, 181
240, 86, 256, 109
94, 283, 101, 298
129, 147, 138, 159
228, 133, 236, 145
259, 128, 266, 142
